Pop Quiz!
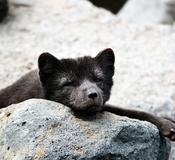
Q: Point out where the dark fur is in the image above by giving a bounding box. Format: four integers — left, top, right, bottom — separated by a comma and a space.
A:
1, 48, 175, 141
0, 48, 114, 111
0, 70, 44, 107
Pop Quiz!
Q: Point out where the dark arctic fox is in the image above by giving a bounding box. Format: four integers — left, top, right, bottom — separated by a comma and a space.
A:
0, 48, 114, 111
0, 48, 175, 141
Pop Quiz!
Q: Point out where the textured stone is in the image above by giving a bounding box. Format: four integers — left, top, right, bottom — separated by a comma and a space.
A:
0, 99, 171, 159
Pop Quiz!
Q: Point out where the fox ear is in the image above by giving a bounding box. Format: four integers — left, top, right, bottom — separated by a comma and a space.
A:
38, 53, 64, 84
95, 48, 115, 66
95, 48, 115, 76
38, 52, 63, 74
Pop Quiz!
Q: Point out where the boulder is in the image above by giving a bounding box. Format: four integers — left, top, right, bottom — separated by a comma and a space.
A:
0, 99, 170, 159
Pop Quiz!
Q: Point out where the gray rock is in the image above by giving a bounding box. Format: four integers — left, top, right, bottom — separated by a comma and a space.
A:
0, 99, 171, 159
117, 0, 175, 24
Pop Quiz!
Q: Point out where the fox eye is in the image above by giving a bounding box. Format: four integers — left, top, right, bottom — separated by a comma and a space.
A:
62, 80, 75, 87
94, 77, 103, 82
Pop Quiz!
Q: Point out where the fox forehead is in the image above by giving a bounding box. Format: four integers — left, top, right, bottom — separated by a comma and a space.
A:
57, 67, 104, 86
94, 68, 103, 78
60, 57, 97, 72
57, 57, 104, 80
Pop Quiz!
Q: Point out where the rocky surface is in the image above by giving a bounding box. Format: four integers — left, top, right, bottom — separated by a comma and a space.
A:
0, 99, 171, 160
0, 0, 175, 120
0, 0, 175, 158
117, 0, 175, 24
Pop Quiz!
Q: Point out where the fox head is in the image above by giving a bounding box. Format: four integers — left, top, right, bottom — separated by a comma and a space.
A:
38, 48, 115, 112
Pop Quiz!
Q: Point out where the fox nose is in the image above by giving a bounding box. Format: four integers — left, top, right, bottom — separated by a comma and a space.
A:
88, 92, 98, 99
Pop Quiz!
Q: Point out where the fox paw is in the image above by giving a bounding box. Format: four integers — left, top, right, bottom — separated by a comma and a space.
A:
158, 117, 175, 141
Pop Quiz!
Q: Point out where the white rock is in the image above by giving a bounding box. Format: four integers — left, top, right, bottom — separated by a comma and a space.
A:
117, 0, 175, 24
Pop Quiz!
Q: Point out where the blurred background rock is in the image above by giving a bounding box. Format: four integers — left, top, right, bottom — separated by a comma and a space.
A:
88, 0, 175, 24
117, 0, 175, 24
